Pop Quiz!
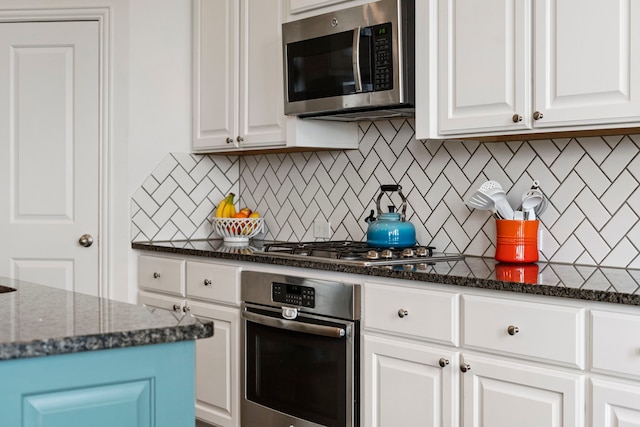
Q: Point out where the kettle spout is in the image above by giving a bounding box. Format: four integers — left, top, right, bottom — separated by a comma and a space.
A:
364, 209, 376, 224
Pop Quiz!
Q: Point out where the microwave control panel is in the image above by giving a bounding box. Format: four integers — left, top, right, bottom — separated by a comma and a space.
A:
372, 23, 393, 91
272, 282, 315, 308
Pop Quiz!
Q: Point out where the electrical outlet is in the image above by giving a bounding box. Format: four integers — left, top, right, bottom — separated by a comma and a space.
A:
313, 220, 332, 238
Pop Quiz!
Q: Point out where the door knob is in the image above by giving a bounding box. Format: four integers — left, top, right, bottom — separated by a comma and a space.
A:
78, 234, 94, 247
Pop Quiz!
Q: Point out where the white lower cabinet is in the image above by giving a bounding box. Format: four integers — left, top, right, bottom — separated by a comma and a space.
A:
460, 353, 585, 427
363, 334, 457, 427
138, 254, 241, 427
591, 377, 640, 427
189, 300, 240, 427
362, 280, 591, 427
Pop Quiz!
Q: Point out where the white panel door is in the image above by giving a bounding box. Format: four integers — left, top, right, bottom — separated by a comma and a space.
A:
363, 334, 457, 427
190, 300, 240, 427
0, 21, 99, 295
461, 353, 584, 427
592, 377, 640, 427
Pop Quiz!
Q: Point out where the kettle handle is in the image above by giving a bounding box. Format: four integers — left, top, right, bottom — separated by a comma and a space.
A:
376, 185, 408, 221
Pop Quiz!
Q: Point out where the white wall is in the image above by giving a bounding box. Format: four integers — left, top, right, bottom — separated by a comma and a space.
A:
126, 0, 193, 302
128, 0, 192, 193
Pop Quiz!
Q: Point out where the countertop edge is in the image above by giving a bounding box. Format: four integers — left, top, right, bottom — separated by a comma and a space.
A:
131, 241, 640, 307
0, 321, 214, 362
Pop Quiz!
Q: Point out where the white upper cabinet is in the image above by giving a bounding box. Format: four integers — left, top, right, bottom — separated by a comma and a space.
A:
436, 0, 530, 135
419, 0, 640, 139
193, 0, 358, 153
534, 0, 640, 129
193, 0, 286, 152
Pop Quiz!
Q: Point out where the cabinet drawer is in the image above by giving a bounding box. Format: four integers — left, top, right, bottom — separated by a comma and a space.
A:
363, 282, 459, 345
592, 310, 640, 378
186, 261, 241, 305
463, 295, 585, 368
139, 255, 185, 297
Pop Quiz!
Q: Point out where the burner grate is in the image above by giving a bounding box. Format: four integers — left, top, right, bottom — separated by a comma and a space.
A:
262, 240, 436, 261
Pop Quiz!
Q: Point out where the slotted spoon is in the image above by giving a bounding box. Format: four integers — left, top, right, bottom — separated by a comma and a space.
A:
478, 180, 514, 220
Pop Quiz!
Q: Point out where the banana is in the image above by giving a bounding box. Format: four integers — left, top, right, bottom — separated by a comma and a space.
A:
215, 193, 236, 218
223, 198, 236, 218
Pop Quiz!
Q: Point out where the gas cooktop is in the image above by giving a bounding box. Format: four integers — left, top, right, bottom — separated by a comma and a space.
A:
261, 240, 464, 267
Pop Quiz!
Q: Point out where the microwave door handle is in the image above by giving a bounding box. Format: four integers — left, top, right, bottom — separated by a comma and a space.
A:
352, 26, 363, 93
242, 310, 346, 339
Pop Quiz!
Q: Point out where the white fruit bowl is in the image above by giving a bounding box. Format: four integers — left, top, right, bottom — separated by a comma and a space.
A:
212, 217, 264, 243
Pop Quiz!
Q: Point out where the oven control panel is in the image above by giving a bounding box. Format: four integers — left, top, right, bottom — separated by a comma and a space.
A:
272, 282, 315, 308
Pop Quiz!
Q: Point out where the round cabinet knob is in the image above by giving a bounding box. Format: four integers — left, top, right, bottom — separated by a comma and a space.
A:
183, 305, 191, 313
153, 272, 161, 279
203, 279, 212, 286
507, 325, 520, 335
78, 234, 94, 247
236, 136, 244, 143
460, 363, 471, 373
172, 304, 181, 312
226, 137, 233, 144
533, 111, 544, 120
512, 114, 523, 123
439, 358, 450, 368
397, 309, 409, 318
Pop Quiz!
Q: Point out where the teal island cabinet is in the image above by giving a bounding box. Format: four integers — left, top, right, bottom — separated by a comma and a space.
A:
0, 278, 213, 427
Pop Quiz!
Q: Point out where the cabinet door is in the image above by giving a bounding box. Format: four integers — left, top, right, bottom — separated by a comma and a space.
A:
0, 342, 195, 427
193, 0, 239, 151
363, 334, 457, 427
438, 0, 530, 135
534, 0, 640, 128
189, 300, 240, 427
592, 377, 640, 427
461, 353, 584, 427
237, 0, 287, 150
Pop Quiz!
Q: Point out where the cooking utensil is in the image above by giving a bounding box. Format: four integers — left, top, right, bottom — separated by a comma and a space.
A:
365, 185, 416, 248
529, 180, 548, 218
478, 180, 514, 220
521, 189, 544, 220
465, 190, 496, 213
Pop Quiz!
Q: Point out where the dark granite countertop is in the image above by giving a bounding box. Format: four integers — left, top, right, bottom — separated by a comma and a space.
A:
0, 277, 213, 361
132, 239, 640, 306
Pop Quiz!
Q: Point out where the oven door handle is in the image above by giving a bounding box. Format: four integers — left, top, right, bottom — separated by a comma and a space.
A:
242, 310, 346, 339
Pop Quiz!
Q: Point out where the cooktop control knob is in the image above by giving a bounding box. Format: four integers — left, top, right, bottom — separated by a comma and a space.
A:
381, 249, 393, 259
367, 250, 380, 260
401, 248, 415, 258
416, 247, 430, 257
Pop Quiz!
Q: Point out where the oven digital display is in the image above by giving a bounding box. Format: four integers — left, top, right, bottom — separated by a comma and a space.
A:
272, 282, 315, 308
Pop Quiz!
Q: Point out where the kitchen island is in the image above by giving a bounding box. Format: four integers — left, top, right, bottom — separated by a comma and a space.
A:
0, 277, 213, 426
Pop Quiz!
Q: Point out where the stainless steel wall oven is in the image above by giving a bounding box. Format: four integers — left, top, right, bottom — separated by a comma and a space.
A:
241, 271, 360, 427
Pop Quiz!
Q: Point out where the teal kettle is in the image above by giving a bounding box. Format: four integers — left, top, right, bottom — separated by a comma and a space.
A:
365, 185, 417, 248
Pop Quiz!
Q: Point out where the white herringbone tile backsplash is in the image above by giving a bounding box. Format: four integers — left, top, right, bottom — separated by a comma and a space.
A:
131, 119, 640, 269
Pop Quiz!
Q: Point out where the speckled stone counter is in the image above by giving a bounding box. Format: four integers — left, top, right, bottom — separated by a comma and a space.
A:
0, 277, 213, 361
132, 239, 640, 306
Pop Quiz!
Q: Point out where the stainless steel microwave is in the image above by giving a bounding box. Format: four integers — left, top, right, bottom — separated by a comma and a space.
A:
282, 0, 415, 121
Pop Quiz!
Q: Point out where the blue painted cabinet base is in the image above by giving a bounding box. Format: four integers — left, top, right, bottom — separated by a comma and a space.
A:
0, 342, 195, 427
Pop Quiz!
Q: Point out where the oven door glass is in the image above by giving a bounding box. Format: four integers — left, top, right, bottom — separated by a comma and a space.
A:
245, 308, 351, 427
286, 29, 373, 102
